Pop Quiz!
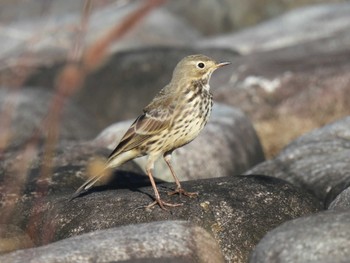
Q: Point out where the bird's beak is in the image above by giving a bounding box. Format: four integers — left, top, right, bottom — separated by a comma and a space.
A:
215, 61, 231, 68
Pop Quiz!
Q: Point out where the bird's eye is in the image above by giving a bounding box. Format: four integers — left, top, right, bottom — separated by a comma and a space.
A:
197, 62, 205, 69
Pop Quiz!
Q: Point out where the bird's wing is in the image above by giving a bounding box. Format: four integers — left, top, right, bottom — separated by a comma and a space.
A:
108, 108, 171, 159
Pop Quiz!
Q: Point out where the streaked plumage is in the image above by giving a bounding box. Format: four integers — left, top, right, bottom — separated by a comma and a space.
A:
71, 54, 230, 209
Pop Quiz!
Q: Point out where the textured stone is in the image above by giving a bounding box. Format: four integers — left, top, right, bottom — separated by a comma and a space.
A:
246, 116, 350, 205
0, 221, 224, 263
250, 210, 350, 263
329, 185, 350, 210
9, 175, 321, 262
94, 103, 265, 182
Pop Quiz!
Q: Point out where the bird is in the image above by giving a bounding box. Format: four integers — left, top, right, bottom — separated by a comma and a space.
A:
71, 54, 230, 209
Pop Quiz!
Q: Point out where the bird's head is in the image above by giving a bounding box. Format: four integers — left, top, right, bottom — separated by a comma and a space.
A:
171, 54, 230, 84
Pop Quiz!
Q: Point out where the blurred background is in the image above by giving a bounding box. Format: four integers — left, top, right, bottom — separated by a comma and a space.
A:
1, 0, 350, 158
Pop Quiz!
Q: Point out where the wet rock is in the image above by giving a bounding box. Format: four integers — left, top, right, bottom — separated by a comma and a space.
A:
250, 210, 350, 263
246, 116, 350, 205
94, 103, 265, 182
0, 221, 225, 263
9, 175, 321, 262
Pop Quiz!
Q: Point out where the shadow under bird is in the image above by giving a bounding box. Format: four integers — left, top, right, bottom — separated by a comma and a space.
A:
71, 54, 230, 209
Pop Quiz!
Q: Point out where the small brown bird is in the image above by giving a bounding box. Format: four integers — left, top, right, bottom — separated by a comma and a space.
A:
71, 54, 230, 209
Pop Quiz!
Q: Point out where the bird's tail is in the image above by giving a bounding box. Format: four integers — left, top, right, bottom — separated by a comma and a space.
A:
69, 150, 137, 201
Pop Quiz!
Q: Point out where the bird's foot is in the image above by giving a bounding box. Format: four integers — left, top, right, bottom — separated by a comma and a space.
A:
168, 187, 199, 198
145, 198, 183, 210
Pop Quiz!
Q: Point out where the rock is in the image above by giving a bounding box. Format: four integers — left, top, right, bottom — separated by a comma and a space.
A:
250, 210, 350, 263
23, 47, 238, 129
0, 141, 145, 225
328, 185, 350, 210
0, 2, 201, 71
0, 221, 225, 263
188, 3, 350, 158
211, 37, 350, 157
0, 224, 33, 254
0, 87, 98, 145
10, 175, 321, 262
166, 0, 346, 36
198, 3, 350, 53
245, 116, 350, 205
94, 103, 265, 182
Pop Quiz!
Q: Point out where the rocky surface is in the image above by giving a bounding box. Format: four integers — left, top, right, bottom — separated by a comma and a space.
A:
0, 221, 225, 263
6, 175, 321, 262
246, 116, 350, 206
250, 210, 350, 263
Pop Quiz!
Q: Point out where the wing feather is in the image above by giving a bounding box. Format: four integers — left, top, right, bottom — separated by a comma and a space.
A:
108, 113, 169, 158
108, 85, 178, 159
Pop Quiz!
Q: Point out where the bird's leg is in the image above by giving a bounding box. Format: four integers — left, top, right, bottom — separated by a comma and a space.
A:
163, 153, 198, 197
145, 159, 183, 210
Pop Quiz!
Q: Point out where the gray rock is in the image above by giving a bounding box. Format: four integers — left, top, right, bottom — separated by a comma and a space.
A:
166, 0, 346, 36
250, 210, 350, 263
211, 32, 350, 157
197, 3, 350, 54
191, 3, 350, 158
245, 116, 350, 205
198, 3, 350, 54
25, 47, 238, 128
329, 186, 350, 210
94, 103, 265, 182
0, 87, 98, 145
0, 221, 225, 263
11, 175, 321, 262
0, 2, 201, 68
0, 141, 145, 218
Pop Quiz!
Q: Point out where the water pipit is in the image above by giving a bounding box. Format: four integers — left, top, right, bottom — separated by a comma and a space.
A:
71, 54, 230, 209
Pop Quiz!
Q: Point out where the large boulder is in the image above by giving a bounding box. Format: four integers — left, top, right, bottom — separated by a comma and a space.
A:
0, 221, 224, 263
250, 210, 350, 263
246, 116, 350, 205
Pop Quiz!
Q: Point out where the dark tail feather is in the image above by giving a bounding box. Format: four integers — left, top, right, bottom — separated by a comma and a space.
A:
69, 151, 136, 201
69, 171, 106, 201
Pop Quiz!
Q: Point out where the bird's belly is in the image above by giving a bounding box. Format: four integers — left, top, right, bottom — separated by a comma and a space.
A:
168, 103, 211, 150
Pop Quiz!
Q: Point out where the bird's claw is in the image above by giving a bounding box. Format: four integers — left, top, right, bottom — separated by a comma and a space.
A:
145, 199, 183, 210
168, 188, 199, 198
